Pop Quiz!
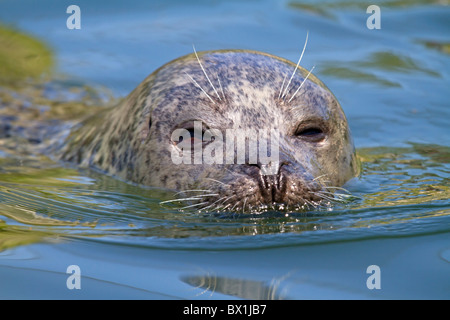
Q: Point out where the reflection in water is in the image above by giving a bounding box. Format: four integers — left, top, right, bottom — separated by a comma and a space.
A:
0, 25, 53, 85
321, 51, 441, 88
181, 273, 287, 300
356, 144, 449, 208
0, 220, 58, 251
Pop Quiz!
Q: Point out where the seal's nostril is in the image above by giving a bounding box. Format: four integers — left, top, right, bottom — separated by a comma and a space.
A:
252, 161, 289, 176
256, 164, 288, 203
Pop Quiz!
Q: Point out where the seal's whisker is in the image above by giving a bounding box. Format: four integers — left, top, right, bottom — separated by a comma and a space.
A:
278, 73, 288, 99
200, 203, 218, 212
174, 189, 213, 196
201, 196, 229, 211
204, 178, 227, 186
186, 193, 219, 198
215, 195, 236, 211
319, 189, 352, 200
303, 198, 318, 209
313, 174, 328, 182
242, 197, 248, 213
230, 201, 240, 212
192, 44, 222, 101
312, 191, 341, 203
317, 179, 332, 186
281, 31, 309, 100
180, 201, 209, 210
322, 186, 351, 194
288, 65, 315, 103
221, 202, 233, 211
316, 190, 342, 197
160, 197, 203, 205
184, 71, 216, 104
205, 193, 233, 211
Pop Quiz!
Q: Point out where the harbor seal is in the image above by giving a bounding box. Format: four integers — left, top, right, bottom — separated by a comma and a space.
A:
57, 49, 359, 212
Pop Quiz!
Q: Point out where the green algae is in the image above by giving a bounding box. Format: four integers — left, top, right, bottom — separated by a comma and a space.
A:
0, 25, 53, 85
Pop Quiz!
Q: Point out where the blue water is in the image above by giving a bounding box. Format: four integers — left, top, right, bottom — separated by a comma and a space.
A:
0, 0, 449, 299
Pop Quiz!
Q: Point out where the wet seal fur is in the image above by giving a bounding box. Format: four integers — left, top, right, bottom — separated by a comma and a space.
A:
57, 50, 359, 213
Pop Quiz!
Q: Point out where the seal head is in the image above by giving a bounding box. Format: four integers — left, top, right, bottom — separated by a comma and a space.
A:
59, 50, 359, 212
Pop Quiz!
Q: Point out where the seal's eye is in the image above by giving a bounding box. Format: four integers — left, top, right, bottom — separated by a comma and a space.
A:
171, 121, 216, 149
295, 126, 325, 142
177, 128, 203, 145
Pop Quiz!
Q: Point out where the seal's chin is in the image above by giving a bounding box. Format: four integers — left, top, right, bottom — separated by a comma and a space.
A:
169, 172, 334, 214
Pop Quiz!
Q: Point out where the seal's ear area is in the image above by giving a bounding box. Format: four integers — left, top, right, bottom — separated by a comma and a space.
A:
146, 116, 152, 140
138, 114, 152, 141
